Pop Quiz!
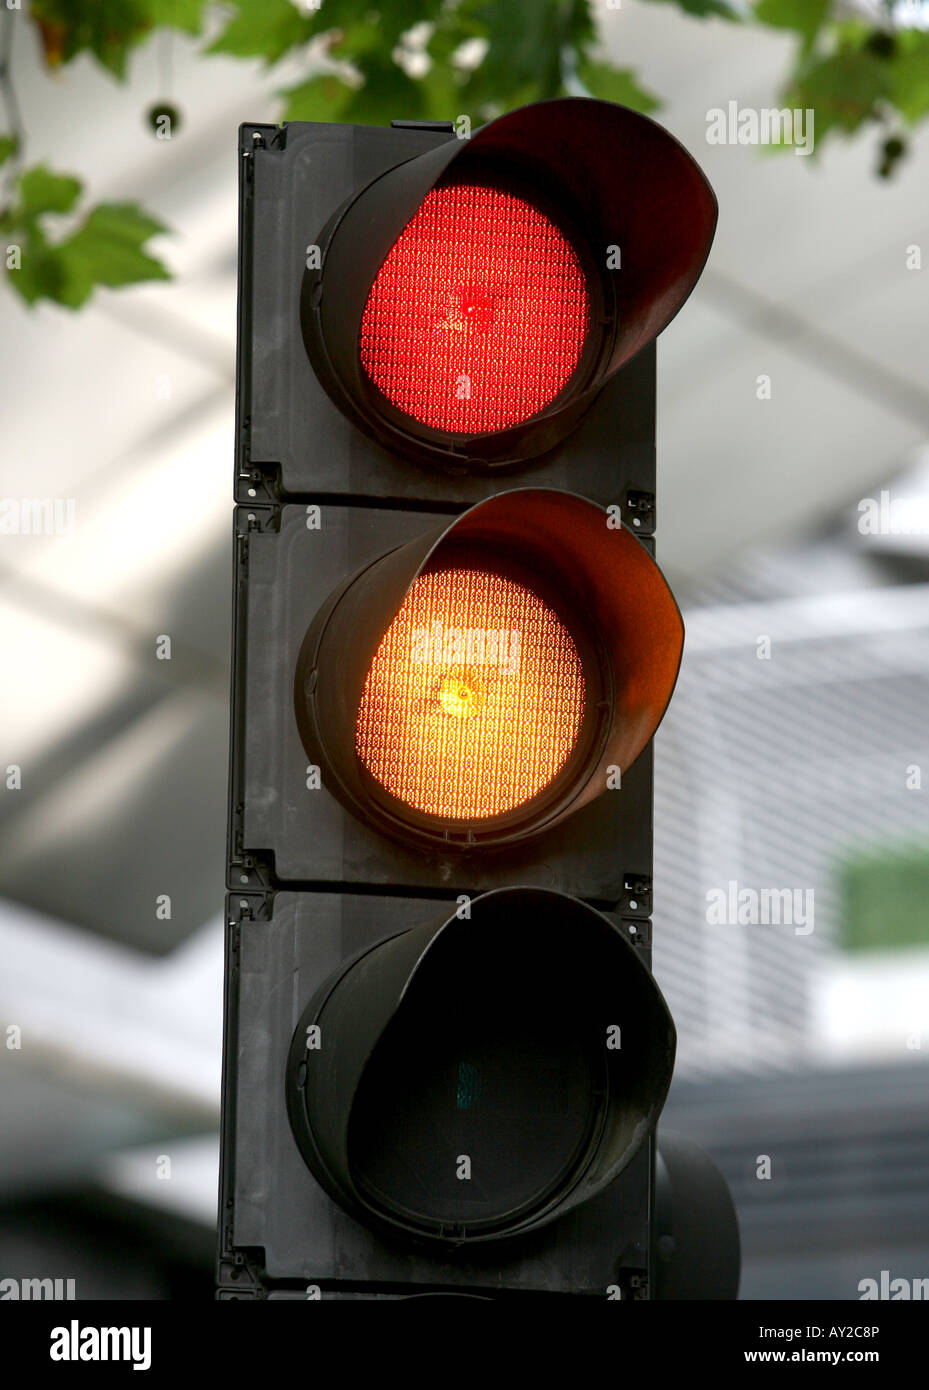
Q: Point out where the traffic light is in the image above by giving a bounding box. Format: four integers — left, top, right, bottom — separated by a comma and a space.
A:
285, 888, 676, 1246
293, 488, 683, 852
297, 98, 715, 472
219, 97, 736, 1299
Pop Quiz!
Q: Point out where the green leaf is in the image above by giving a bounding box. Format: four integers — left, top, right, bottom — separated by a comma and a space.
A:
280, 74, 354, 123
575, 60, 661, 114
786, 48, 891, 141
54, 202, 170, 308
336, 0, 446, 48
327, 4, 445, 63
889, 31, 929, 125
754, 0, 830, 48
326, 20, 385, 63
415, 62, 469, 123
426, 20, 478, 69
5, 200, 170, 309
0, 134, 19, 166
340, 57, 429, 126
17, 165, 82, 219
312, 0, 447, 49
207, 0, 316, 64
6, 226, 71, 306
637, 0, 742, 19
29, 0, 208, 77
162, 0, 210, 36
30, 0, 155, 80
216, 0, 449, 71
461, 0, 593, 106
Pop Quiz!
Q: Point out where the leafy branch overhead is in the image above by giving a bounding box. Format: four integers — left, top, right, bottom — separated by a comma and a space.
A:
0, 154, 169, 307
4, 0, 929, 309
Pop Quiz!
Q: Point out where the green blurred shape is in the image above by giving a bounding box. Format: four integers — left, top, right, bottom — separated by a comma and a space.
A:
840, 842, 929, 953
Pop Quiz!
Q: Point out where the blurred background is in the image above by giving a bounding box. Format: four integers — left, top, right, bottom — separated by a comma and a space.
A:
1, 0, 927, 1300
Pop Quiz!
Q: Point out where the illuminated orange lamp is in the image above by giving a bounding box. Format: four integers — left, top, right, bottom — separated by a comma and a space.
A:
356, 568, 586, 821
295, 488, 683, 850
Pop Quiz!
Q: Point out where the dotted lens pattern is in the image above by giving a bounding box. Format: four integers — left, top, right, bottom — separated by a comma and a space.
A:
355, 569, 586, 821
358, 185, 589, 436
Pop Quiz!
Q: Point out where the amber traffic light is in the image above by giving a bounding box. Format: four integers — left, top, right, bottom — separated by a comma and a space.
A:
355, 566, 587, 820
294, 488, 683, 850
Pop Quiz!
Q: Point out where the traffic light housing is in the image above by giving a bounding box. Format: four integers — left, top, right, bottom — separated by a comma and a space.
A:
294, 488, 683, 852
298, 99, 715, 472
286, 889, 675, 1246
219, 98, 733, 1300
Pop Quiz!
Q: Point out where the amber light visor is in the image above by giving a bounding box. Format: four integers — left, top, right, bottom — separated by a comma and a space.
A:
294, 489, 684, 852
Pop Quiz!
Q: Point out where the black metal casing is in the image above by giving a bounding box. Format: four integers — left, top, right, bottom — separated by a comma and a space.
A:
235, 119, 658, 514
220, 891, 659, 1298
219, 107, 709, 1298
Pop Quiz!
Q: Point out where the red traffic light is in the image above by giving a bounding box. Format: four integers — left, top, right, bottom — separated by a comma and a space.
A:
359, 181, 590, 435
302, 97, 717, 469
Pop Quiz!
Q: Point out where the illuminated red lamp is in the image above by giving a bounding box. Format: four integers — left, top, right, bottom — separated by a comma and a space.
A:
358, 183, 590, 436
300, 97, 717, 469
